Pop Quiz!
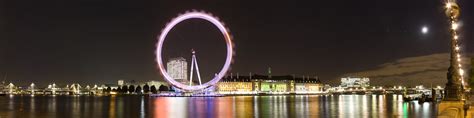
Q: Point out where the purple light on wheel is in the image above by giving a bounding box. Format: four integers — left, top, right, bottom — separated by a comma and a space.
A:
155, 11, 234, 91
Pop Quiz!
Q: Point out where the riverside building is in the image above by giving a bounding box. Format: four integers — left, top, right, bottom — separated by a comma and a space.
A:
217, 74, 324, 95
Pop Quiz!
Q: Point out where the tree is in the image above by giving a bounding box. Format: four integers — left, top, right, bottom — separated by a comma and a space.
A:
143, 84, 150, 94
106, 86, 112, 93
159, 85, 169, 91
150, 85, 157, 94
135, 86, 142, 94
128, 85, 135, 94
122, 85, 128, 94
117, 86, 122, 92
102, 87, 107, 93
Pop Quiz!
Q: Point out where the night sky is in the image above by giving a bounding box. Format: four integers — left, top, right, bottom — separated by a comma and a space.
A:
1, 0, 473, 86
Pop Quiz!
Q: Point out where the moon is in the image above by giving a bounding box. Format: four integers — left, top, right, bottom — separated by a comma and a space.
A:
421, 26, 428, 34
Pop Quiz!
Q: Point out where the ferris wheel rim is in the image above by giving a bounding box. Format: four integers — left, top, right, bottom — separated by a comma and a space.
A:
155, 11, 234, 91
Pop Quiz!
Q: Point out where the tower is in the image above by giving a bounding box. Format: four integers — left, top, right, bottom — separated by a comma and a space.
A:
167, 57, 188, 84
268, 67, 272, 78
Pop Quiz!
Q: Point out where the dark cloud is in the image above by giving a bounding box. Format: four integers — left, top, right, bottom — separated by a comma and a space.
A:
340, 53, 472, 87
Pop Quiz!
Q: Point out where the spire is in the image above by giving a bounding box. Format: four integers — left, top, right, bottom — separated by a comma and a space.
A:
189, 49, 202, 86
268, 67, 272, 78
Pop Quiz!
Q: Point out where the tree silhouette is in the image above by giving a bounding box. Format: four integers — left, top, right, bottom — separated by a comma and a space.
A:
150, 85, 157, 94
129, 85, 135, 93
143, 84, 150, 94
117, 86, 122, 93
122, 85, 128, 94
159, 85, 169, 91
106, 86, 111, 93
135, 86, 142, 94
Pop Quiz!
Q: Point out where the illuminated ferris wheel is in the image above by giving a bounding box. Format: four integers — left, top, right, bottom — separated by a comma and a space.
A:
155, 11, 234, 91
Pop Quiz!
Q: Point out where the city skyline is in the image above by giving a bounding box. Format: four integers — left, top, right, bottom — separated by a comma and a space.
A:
0, 0, 473, 86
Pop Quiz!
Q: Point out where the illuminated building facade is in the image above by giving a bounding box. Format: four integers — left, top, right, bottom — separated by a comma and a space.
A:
217, 74, 324, 94
166, 57, 188, 84
118, 80, 124, 86
341, 77, 370, 88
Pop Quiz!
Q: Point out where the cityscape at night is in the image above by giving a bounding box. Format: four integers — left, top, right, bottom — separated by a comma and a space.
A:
1, 0, 474, 117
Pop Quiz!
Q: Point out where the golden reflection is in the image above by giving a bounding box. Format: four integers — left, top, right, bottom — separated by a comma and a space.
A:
338, 95, 344, 117
286, 96, 295, 117
72, 96, 80, 117
278, 96, 288, 117
378, 95, 385, 118
309, 95, 320, 118
29, 97, 35, 118
298, 96, 305, 117
108, 96, 116, 118
362, 95, 368, 117
47, 96, 56, 113
330, 95, 336, 117
116, 97, 123, 117
371, 95, 377, 117
235, 96, 253, 118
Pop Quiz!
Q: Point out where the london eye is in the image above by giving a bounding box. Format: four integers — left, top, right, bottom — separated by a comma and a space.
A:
155, 11, 234, 91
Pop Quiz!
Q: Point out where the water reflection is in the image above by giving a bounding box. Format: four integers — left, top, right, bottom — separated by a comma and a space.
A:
0, 95, 437, 118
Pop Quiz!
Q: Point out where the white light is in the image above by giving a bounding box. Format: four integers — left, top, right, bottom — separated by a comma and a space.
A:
454, 35, 458, 39
459, 69, 464, 76
446, 3, 452, 8
455, 46, 460, 50
156, 11, 234, 91
452, 23, 459, 30
422, 26, 428, 34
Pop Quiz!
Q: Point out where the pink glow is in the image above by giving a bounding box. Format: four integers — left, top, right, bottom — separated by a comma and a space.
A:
155, 11, 233, 91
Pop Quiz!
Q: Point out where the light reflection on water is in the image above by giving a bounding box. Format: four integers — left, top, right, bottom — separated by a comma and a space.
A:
0, 95, 436, 118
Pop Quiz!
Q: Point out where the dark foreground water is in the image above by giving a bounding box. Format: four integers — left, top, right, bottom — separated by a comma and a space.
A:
0, 95, 436, 118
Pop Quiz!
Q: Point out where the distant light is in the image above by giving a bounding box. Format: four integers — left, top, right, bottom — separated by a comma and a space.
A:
446, 3, 452, 8
452, 23, 459, 30
421, 26, 428, 34
454, 35, 459, 39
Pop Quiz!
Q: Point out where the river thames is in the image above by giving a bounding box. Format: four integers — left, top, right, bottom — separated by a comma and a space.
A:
0, 95, 436, 118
